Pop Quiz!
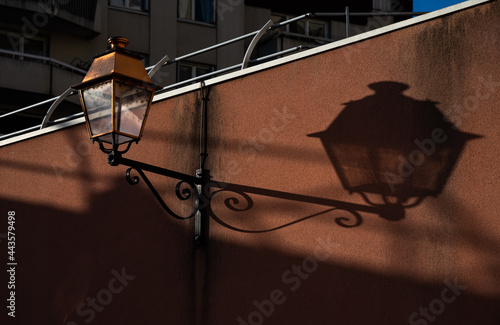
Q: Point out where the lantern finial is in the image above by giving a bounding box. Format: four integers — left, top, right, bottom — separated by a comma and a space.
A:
108, 36, 129, 49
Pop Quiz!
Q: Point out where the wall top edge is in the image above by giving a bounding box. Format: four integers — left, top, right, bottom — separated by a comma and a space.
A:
154, 0, 492, 102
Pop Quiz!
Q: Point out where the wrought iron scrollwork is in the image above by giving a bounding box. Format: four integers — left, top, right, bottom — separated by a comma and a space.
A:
125, 168, 140, 185
213, 189, 253, 212
114, 154, 391, 234
333, 209, 363, 228
125, 167, 199, 220
175, 181, 194, 201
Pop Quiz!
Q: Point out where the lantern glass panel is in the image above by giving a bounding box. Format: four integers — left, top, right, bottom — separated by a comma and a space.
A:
81, 81, 113, 138
329, 143, 376, 189
114, 81, 152, 139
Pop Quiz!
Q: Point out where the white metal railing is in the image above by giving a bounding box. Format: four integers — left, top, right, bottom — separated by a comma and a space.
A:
0, 48, 88, 75
0, 9, 429, 142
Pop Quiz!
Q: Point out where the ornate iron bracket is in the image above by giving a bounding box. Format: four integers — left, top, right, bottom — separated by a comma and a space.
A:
110, 151, 212, 244
125, 166, 200, 220
101, 147, 409, 244
95, 81, 213, 244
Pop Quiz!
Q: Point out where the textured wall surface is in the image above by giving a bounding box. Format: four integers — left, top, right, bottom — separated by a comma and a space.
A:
1, 1, 499, 324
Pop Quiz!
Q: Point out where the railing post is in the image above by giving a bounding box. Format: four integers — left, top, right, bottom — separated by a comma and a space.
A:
345, 6, 350, 37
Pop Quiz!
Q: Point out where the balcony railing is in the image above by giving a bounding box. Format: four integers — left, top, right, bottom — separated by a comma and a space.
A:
22, 0, 98, 21
0, 8, 430, 144
0, 0, 98, 22
57, 0, 99, 21
0, 48, 87, 75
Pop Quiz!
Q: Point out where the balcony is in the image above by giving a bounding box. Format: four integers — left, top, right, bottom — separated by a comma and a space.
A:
0, 49, 85, 135
0, 0, 99, 37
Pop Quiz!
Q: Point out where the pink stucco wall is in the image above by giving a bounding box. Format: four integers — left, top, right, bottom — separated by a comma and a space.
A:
1, 1, 499, 324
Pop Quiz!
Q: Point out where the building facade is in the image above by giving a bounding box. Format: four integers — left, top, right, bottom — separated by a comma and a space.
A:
0, 0, 414, 135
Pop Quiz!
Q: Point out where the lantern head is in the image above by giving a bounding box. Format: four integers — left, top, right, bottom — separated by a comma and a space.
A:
73, 37, 161, 149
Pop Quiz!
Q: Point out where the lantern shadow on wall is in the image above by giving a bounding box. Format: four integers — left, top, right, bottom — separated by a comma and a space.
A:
73, 37, 482, 238
308, 81, 481, 221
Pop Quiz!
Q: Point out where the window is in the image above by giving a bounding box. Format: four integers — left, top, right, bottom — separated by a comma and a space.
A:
272, 13, 330, 39
178, 62, 214, 82
109, 0, 149, 12
289, 21, 306, 35
308, 22, 326, 38
178, 0, 215, 24
0, 34, 12, 51
0, 31, 46, 57
271, 14, 286, 24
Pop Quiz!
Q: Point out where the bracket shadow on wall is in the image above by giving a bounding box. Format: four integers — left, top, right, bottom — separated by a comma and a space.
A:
113, 81, 481, 238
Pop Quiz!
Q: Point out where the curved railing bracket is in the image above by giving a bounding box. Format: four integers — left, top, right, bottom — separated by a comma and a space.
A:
40, 87, 75, 129
241, 20, 273, 69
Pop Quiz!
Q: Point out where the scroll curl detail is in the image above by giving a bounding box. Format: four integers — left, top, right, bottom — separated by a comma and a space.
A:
126, 167, 140, 185
124, 167, 198, 220
175, 180, 194, 201
334, 209, 363, 228
209, 188, 254, 212
224, 192, 254, 212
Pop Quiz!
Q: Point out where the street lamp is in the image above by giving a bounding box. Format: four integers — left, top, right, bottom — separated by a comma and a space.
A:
73, 37, 370, 237
73, 37, 211, 243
